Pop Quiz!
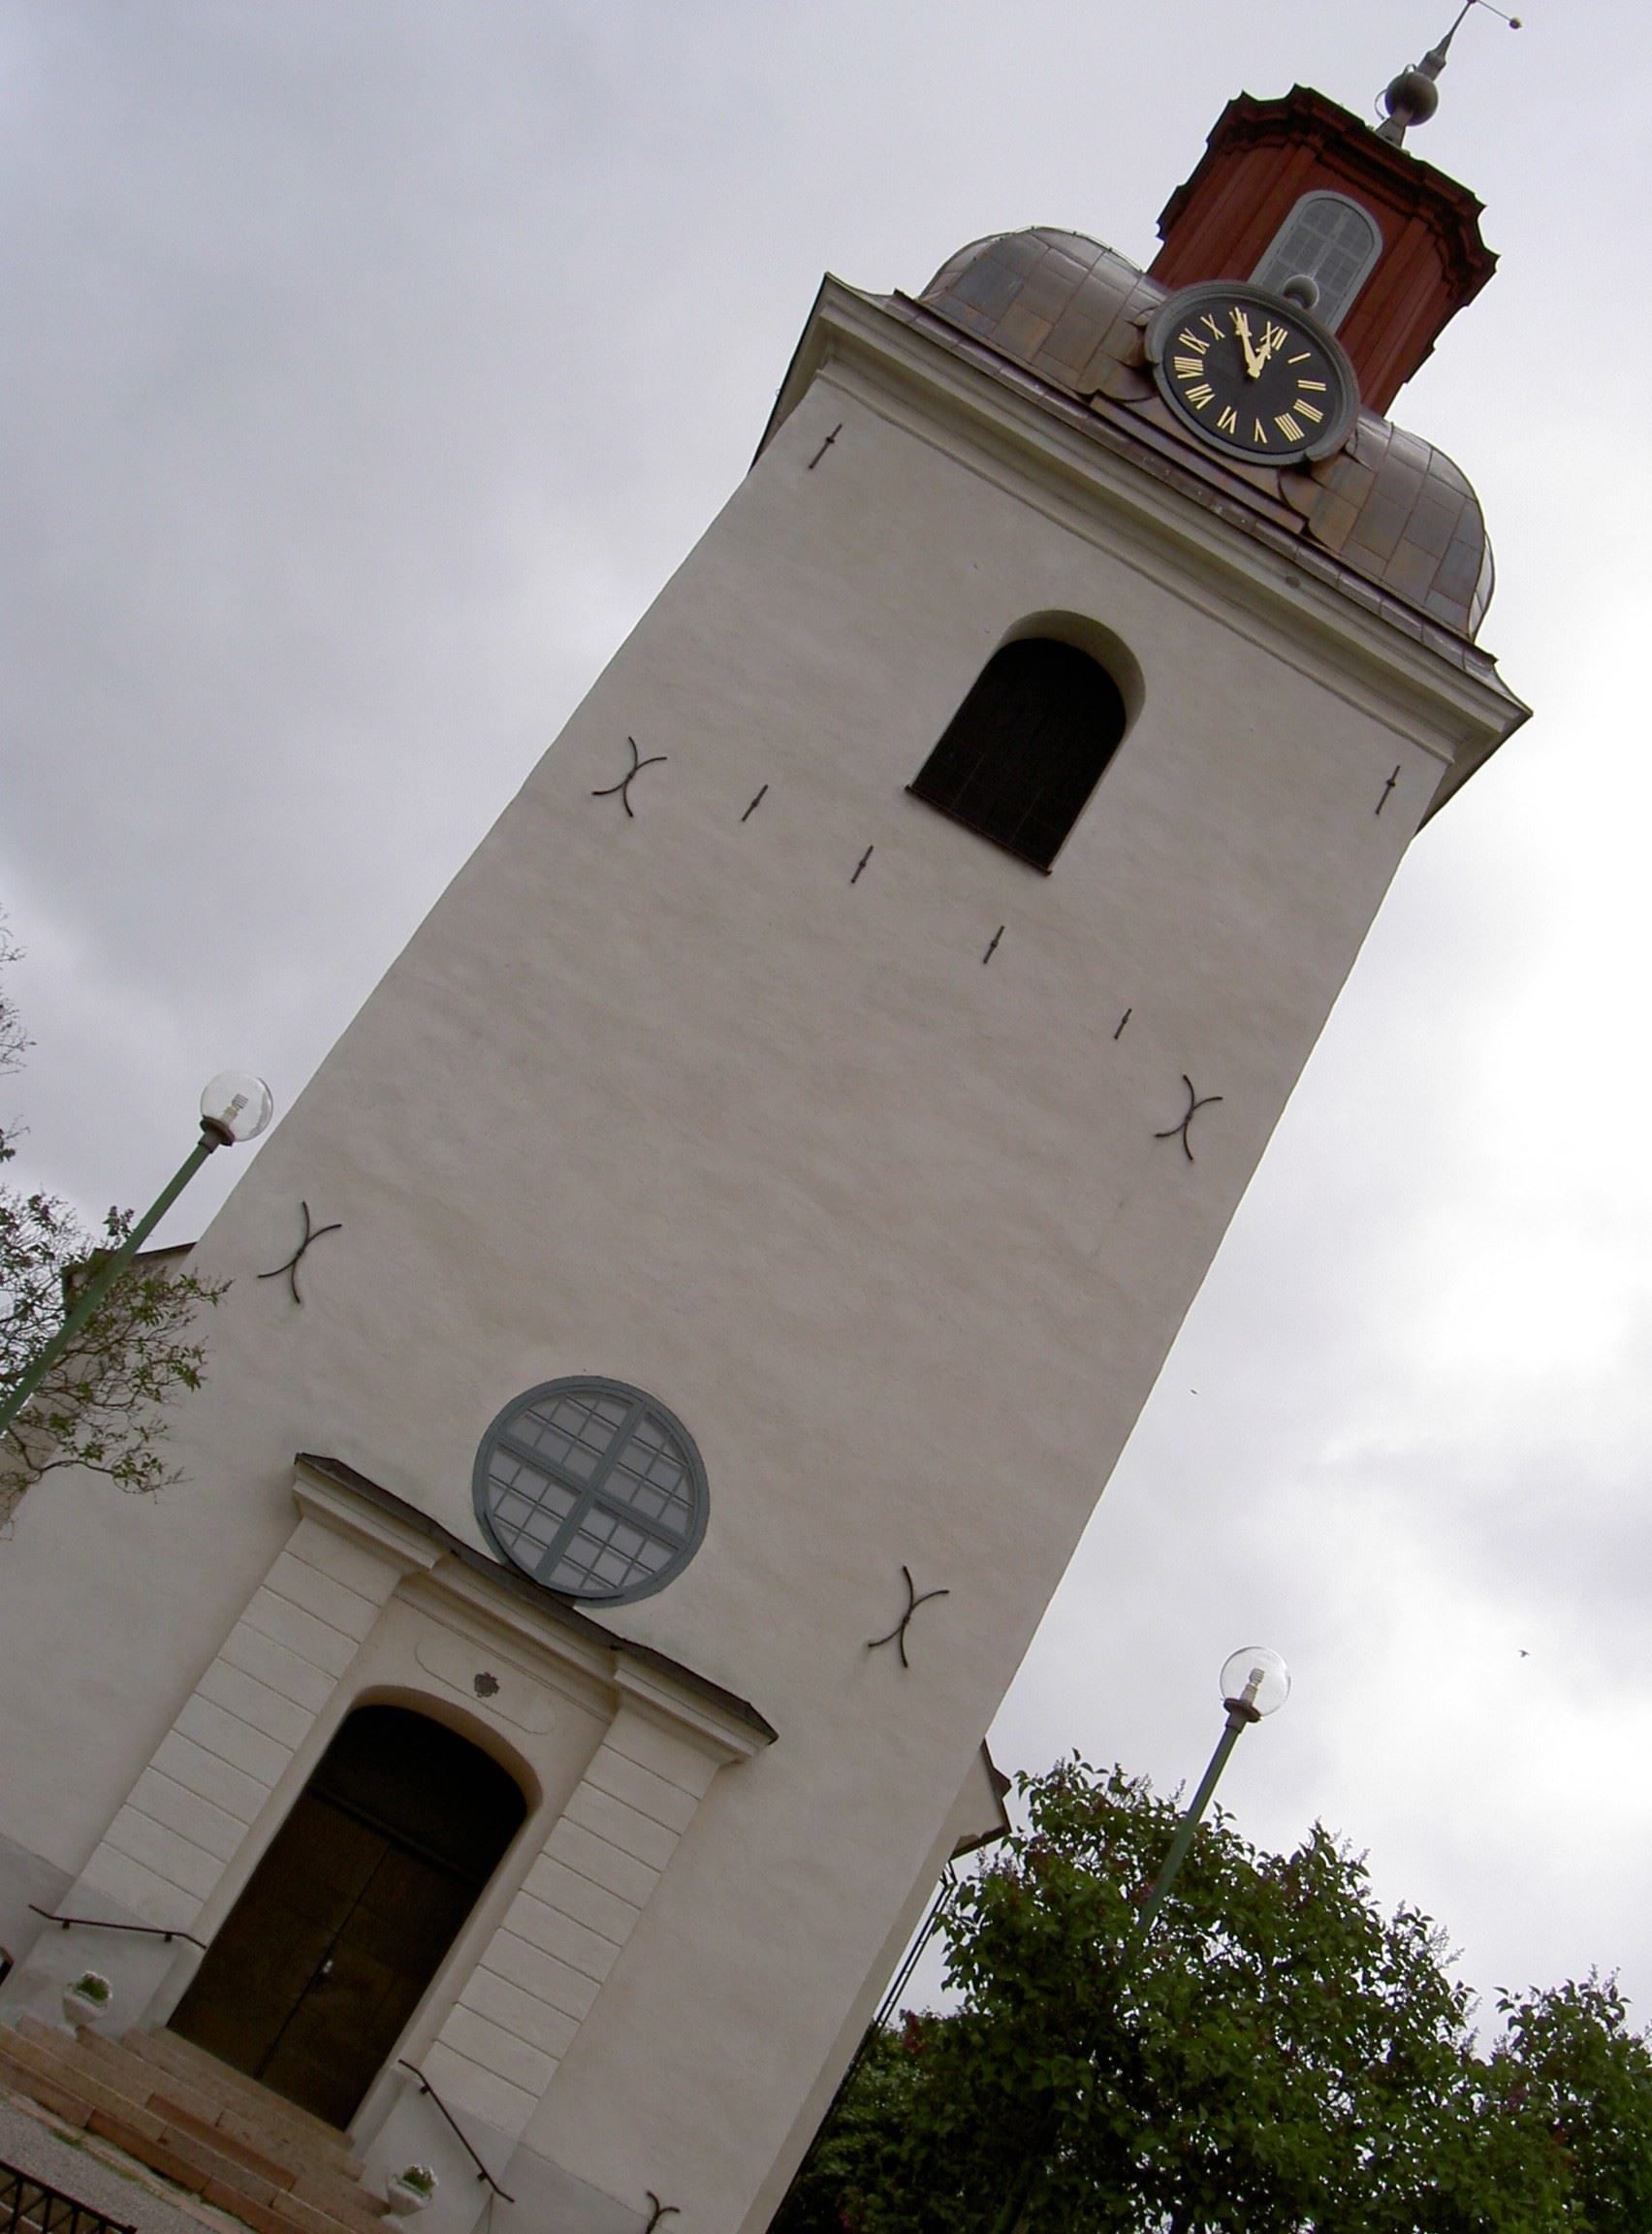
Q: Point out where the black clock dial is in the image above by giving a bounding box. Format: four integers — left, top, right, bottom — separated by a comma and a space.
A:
1146, 285, 1357, 465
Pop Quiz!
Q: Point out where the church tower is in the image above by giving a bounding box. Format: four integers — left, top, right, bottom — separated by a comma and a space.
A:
0, 40, 1526, 2234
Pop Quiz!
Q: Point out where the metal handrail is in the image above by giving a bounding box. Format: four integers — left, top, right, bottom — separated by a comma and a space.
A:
27, 1905, 206, 1951
0, 2157, 138, 2234
396, 2062, 515, 2204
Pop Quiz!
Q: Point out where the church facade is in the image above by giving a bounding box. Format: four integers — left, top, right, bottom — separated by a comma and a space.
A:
0, 59, 1526, 2234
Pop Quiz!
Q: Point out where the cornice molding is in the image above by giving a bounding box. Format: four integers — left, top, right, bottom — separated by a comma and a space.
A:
760, 279, 1527, 804
292, 1454, 778, 1763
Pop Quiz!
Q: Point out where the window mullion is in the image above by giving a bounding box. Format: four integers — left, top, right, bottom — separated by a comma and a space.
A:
538, 1479, 602, 1584
583, 1395, 646, 1518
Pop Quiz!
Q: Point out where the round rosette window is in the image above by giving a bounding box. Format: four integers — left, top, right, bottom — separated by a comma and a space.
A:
473, 1378, 708, 1604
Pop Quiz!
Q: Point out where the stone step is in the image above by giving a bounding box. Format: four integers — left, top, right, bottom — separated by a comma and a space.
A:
269, 2185, 392, 2234
248, 2166, 389, 2234
146, 2096, 300, 2191
216, 2104, 366, 2195
200, 2187, 325, 2234
117, 2033, 365, 2178
207, 2185, 378, 2234
123, 2046, 364, 2162
0, 2026, 141, 2132
84, 2104, 285, 2210
0, 2022, 388, 2234
0, 2037, 98, 2134
13, 2021, 216, 2134
10, 2021, 260, 2165
80, 2105, 381, 2234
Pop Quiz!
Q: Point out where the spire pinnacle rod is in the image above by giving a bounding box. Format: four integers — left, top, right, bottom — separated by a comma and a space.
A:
1436, 2, 1479, 59
1376, 0, 1523, 144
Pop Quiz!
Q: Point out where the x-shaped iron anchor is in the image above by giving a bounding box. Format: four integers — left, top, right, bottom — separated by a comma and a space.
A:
591, 735, 667, 818
868, 1564, 951, 1670
257, 1200, 343, 1305
1155, 1074, 1223, 1164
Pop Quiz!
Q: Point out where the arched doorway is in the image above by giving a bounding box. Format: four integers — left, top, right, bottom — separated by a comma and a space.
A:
172, 1704, 527, 2127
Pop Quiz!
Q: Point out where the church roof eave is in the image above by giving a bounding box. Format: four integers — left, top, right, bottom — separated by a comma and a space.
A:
904, 226, 1505, 649
759, 268, 1528, 816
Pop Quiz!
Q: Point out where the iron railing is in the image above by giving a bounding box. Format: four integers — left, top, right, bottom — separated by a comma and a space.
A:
27, 1905, 205, 1950
0, 2160, 136, 2234
396, 2062, 515, 2203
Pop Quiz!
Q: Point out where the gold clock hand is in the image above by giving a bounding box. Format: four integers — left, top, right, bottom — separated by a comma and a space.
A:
1231, 308, 1264, 380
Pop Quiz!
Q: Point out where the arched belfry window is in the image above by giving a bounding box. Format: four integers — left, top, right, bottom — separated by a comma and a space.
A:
1251, 192, 1382, 331
909, 636, 1127, 871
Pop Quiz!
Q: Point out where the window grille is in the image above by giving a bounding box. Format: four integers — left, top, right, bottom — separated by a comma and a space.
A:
1251, 192, 1382, 331
909, 638, 1126, 871
474, 1378, 707, 1604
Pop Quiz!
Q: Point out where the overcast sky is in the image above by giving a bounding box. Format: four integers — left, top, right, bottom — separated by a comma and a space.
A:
5, 1, 1652, 2041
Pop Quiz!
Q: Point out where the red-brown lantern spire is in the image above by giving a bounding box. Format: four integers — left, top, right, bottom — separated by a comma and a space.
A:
1149, 76, 1499, 414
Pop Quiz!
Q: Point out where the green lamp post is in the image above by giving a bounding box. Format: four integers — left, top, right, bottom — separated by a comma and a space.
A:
0, 1069, 274, 1443
991, 1645, 1291, 2234
1119, 1644, 1291, 1977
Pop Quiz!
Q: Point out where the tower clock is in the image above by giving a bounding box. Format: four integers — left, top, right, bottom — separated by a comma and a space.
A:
1145, 281, 1360, 462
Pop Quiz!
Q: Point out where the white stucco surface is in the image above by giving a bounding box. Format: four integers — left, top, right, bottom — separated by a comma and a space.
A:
0, 283, 1522, 2234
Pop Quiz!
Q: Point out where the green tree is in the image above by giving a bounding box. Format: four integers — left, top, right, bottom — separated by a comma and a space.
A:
778, 1760, 1649, 2234
0, 924, 225, 1516
1487, 1978, 1652, 2229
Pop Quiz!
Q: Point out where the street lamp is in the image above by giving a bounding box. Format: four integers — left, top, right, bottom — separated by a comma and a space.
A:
990, 1645, 1291, 2234
0, 1069, 274, 1442
1120, 1644, 1290, 1973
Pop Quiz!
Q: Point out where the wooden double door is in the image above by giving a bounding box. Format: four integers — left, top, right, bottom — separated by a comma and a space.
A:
173, 1705, 526, 2127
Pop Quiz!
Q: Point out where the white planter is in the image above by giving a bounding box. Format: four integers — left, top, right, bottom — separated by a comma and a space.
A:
385, 2179, 433, 2217
61, 1984, 111, 2029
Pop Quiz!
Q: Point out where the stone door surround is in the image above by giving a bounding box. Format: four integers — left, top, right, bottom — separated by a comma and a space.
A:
53, 1453, 775, 2146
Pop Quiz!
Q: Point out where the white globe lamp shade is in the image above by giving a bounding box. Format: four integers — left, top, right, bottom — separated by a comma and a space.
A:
1220, 1646, 1290, 1719
200, 1072, 275, 1146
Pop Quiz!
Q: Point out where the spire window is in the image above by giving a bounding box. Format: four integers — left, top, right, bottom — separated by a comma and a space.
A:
1251, 192, 1382, 331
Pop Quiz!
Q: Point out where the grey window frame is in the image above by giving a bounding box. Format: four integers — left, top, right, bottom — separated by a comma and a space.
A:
1250, 191, 1382, 332
473, 1375, 709, 1607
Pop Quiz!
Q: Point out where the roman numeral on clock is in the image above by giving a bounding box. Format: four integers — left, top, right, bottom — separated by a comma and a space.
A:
1217, 405, 1239, 434
1275, 412, 1304, 442
1184, 383, 1214, 408
1173, 356, 1206, 379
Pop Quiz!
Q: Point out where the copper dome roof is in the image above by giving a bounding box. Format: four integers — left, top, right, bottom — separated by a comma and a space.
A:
902, 227, 1494, 642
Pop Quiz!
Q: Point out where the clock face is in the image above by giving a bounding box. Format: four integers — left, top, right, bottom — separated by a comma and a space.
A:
1146, 284, 1358, 465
